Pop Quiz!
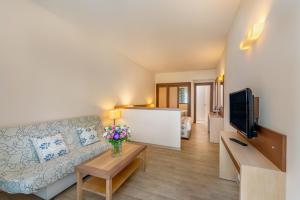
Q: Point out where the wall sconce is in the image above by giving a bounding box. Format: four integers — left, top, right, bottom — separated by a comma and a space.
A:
240, 22, 265, 51
218, 74, 224, 83
109, 109, 122, 125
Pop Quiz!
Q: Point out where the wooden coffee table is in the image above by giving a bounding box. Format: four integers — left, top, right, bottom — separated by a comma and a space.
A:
76, 142, 147, 200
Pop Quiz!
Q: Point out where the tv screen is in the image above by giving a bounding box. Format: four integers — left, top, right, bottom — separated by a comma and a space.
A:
230, 88, 255, 138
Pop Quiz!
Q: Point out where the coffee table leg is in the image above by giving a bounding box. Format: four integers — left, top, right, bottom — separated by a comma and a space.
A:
76, 171, 83, 200
106, 178, 112, 200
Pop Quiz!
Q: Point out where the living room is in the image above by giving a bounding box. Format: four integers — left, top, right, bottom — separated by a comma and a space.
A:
0, 0, 299, 200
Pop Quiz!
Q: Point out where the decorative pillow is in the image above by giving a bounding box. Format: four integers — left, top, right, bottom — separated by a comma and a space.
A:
30, 134, 69, 163
76, 126, 100, 146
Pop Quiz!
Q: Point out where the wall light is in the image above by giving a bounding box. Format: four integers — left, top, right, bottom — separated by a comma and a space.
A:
240, 21, 265, 51
240, 40, 252, 50
218, 74, 224, 82
146, 98, 153, 105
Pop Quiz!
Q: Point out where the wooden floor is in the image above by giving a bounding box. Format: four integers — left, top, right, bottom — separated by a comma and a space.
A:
0, 123, 238, 200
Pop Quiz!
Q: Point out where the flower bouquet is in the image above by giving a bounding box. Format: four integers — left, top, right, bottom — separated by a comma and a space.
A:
103, 125, 131, 157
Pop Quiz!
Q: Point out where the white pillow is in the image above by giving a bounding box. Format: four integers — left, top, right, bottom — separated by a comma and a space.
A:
31, 134, 69, 163
77, 126, 100, 146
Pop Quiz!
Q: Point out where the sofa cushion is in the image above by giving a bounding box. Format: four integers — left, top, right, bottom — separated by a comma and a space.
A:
0, 141, 110, 194
30, 134, 69, 163
76, 126, 100, 146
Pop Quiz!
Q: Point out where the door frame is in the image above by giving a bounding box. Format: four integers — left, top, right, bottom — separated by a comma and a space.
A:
194, 82, 214, 123
156, 82, 191, 116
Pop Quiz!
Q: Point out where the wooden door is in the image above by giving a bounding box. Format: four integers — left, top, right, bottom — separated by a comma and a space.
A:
169, 87, 178, 108
158, 87, 167, 108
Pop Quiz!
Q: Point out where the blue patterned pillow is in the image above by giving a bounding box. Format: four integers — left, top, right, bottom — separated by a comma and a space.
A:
76, 126, 100, 146
30, 134, 69, 163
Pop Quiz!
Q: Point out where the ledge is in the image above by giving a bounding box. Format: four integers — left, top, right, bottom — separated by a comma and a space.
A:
121, 107, 181, 111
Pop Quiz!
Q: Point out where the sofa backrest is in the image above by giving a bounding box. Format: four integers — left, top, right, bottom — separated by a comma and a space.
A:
0, 115, 103, 171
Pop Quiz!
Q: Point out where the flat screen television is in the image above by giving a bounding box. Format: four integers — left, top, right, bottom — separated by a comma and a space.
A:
230, 88, 256, 138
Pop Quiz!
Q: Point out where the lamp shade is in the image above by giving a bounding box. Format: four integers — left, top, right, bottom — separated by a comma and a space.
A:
109, 109, 121, 120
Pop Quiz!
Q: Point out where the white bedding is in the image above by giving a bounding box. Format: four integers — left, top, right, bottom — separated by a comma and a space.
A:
181, 117, 192, 139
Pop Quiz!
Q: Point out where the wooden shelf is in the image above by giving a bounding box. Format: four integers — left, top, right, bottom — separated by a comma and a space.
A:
221, 131, 280, 172
81, 158, 141, 196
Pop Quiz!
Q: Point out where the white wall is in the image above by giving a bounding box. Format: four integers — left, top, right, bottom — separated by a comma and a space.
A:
155, 69, 216, 120
121, 108, 181, 149
223, 0, 300, 199
0, 0, 155, 127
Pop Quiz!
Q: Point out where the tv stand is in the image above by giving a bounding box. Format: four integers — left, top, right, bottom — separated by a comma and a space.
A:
219, 131, 285, 200
229, 138, 248, 146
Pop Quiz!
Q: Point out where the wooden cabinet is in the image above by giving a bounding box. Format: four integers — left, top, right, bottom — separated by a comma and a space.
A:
156, 82, 191, 116
208, 113, 224, 143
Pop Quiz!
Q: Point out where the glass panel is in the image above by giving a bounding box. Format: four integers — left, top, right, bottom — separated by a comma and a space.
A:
178, 87, 188, 104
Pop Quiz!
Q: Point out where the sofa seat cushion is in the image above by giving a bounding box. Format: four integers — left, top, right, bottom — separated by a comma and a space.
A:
0, 142, 110, 194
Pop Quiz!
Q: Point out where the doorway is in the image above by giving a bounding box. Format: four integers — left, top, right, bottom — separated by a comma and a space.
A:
194, 83, 213, 124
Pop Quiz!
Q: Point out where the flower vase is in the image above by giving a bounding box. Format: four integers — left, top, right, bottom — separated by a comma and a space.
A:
111, 142, 122, 157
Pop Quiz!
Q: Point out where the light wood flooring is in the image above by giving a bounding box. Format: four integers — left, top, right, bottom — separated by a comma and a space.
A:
0, 123, 238, 200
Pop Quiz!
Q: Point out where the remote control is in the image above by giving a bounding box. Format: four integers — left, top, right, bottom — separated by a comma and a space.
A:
229, 138, 248, 146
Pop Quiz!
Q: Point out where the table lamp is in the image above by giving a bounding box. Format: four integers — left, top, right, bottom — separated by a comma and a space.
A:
109, 109, 121, 125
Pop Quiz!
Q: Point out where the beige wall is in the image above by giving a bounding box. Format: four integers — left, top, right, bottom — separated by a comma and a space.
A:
155, 69, 216, 83
216, 51, 226, 77
223, 0, 299, 199
0, 1, 155, 127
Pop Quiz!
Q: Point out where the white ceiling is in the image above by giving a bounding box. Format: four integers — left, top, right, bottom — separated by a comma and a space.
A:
33, 0, 240, 72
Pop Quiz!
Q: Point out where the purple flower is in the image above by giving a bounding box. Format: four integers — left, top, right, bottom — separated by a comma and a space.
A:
113, 133, 120, 140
